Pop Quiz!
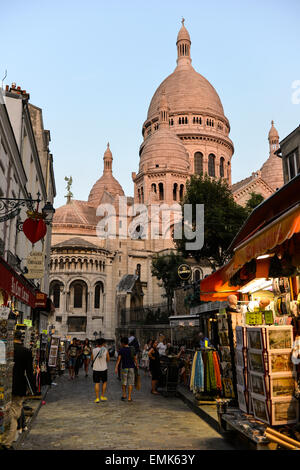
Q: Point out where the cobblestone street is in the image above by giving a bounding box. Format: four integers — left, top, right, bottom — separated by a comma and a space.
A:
19, 362, 235, 450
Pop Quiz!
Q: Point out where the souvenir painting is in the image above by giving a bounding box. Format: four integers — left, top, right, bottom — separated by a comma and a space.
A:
251, 393, 270, 425
266, 326, 293, 350
249, 372, 266, 397
236, 367, 247, 388
237, 385, 248, 413
269, 352, 294, 374
236, 327, 246, 348
269, 375, 296, 398
220, 346, 231, 363
270, 398, 299, 425
219, 331, 230, 346
247, 328, 264, 350
248, 351, 265, 374
222, 378, 235, 398
235, 349, 246, 368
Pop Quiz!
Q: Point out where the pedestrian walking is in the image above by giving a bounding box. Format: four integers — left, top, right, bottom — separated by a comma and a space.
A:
140, 340, 151, 376
148, 340, 162, 395
82, 338, 92, 377
115, 337, 138, 402
0, 330, 36, 450
91, 338, 110, 403
74, 339, 83, 378
157, 338, 167, 356
67, 338, 80, 380
128, 330, 140, 359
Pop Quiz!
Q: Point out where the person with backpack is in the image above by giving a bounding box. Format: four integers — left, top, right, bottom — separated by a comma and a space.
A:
115, 337, 139, 402
128, 331, 140, 358
67, 338, 81, 380
91, 338, 110, 403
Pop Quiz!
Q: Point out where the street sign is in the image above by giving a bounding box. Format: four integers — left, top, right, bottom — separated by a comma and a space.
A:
178, 264, 192, 280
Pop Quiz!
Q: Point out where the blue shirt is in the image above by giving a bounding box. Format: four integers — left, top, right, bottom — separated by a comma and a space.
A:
118, 347, 135, 369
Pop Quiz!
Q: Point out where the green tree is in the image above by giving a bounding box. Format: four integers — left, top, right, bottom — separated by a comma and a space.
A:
151, 252, 185, 314
245, 192, 264, 215
174, 174, 248, 268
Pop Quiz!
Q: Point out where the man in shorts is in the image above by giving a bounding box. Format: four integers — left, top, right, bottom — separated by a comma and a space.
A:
91, 338, 110, 403
115, 336, 138, 402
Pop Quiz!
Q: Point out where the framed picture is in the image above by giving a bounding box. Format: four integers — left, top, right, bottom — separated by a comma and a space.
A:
220, 346, 231, 363
265, 326, 293, 351
269, 375, 296, 398
237, 385, 248, 413
236, 366, 247, 388
236, 327, 246, 348
235, 349, 246, 368
251, 393, 270, 425
249, 372, 266, 397
270, 398, 299, 425
248, 351, 266, 374
219, 331, 230, 347
247, 327, 264, 350
268, 351, 294, 375
222, 378, 235, 398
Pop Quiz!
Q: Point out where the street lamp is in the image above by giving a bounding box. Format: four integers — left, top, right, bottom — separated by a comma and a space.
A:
42, 201, 56, 224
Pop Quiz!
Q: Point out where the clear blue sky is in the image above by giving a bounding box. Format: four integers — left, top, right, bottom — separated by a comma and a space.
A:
2, 0, 300, 208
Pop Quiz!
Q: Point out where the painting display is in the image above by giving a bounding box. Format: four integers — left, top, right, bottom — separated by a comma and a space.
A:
249, 373, 266, 397
237, 385, 248, 413
247, 328, 264, 351
266, 326, 293, 351
269, 375, 296, 398
269, 352, 294, 374
251, 393, 270, 425
248, 351, 265, 374
236, 326, 246, 348
271, 398, 299, 425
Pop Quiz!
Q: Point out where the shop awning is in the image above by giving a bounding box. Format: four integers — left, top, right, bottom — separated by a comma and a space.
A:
0, 256, 37, 308
199, 260, 240, 301
232, 204, 300, 272
199, 257, 272, 302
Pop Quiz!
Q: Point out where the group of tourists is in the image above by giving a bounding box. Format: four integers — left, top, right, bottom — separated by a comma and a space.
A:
66, 332, 187, 403
67, 338, 92, 380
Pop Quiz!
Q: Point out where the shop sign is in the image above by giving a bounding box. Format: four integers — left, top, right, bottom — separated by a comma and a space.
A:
178, 264, 192, 280
25, 251, 44, 280
264, 311, 274, 325
35, 292, 47, 308
0, 259, 36, 307
246, 312, 263, 325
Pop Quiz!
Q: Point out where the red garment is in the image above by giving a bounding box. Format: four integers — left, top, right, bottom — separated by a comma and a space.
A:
212, 351, 222, 391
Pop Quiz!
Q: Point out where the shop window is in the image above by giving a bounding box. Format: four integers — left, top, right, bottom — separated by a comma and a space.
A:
67, 316, 87, 332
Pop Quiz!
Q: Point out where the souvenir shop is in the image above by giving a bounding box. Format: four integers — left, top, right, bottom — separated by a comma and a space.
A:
199, 180, 300, 443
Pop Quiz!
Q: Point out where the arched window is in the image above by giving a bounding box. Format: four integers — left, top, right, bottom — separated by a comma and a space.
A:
159, 183, 164, 201
74, 283, 83, 308
136, 264, 141, 278
208, 154, 216, 177
151, 183, 157, 193
194, 152, 203, 175
94, 282, 103, 309
185, 117, 188, 124
53, 283, 61, 308
179, 117, 182, 125
173, 183, 178, 201
179, 184, 184, 201
220, 157, 225, 178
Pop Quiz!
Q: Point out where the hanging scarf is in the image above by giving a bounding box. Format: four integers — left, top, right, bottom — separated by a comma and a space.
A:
212, 351, 222, 391
194, 350, 204, 392
189, 351, 198, 391
206, 350, 217, 392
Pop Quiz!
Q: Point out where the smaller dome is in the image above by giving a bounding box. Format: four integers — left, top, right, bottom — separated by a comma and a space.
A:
177, 19, 191, 43
139, 127, 190, 172
53, 200, 98, 227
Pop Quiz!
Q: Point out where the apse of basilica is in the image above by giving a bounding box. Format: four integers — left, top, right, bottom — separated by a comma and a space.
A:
49, 21, 284, 341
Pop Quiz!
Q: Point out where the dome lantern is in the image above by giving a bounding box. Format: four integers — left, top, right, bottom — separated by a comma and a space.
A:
176, 18, 192, 68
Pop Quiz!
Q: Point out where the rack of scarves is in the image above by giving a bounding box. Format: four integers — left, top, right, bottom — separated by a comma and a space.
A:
189, 349, 222, 394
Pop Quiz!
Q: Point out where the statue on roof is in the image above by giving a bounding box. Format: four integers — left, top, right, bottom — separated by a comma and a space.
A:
64, 176, 73, 203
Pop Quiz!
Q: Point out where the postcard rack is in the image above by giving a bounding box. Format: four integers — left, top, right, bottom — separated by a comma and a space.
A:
235, 325, 298, 426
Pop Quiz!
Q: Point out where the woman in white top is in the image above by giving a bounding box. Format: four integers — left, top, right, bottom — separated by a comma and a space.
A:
91, 338, 110, 403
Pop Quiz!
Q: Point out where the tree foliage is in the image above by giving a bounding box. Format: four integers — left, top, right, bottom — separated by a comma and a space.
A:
245, 192, 264, 215
174, 174, 248, 268
151, 252, 185, 313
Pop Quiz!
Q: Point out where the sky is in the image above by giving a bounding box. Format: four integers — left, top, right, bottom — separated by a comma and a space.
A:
1, 0, 300, 208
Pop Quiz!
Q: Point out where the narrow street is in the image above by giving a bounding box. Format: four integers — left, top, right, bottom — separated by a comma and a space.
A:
19, 362, 235, 450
